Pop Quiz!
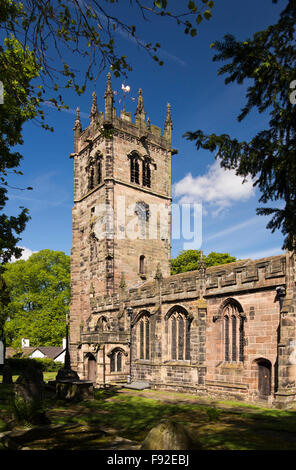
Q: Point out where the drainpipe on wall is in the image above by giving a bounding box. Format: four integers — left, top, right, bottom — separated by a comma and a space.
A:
103, 344, 106, 387
127, 307, 133, 384
275, 285, 286, 395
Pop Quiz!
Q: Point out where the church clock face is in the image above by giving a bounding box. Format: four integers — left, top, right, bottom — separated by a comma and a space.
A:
135, 201, 150, 222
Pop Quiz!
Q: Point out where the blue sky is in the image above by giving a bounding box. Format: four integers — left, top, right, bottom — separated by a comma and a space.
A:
6, 0, 287, 262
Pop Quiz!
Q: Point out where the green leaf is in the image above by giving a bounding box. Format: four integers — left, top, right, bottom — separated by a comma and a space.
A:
196, 14, 202, 25
204, 9, 212, 20
188, 1, 197, 12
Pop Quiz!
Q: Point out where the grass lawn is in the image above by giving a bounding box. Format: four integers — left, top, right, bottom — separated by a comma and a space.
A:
1, 377, 296, 450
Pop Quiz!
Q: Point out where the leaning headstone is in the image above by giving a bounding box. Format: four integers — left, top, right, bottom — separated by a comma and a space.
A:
13, 362, 49, 425
141, 420, 198, 450
15, 362, 44, 402
2, 364, 13, 384
17, 361, 44, 384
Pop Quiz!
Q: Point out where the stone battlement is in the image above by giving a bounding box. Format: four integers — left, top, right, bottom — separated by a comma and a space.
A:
90, 254, 286, 313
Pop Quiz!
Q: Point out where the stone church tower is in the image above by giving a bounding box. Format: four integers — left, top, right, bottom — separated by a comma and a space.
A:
69, 74, 173, 371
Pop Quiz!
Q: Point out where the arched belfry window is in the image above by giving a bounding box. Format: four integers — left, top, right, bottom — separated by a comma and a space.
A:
137, 312, 150, 360
221, 299, 245, 363
142, 158, 151, 187
167, 307, 191, 361
130, 152, 140, 184
88, 165, 95, 191
95, 152, 103, 186
97, 156, 102, 185
87, 152, 103, 191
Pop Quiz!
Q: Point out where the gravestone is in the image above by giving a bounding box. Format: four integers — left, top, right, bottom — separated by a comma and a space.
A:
141, 420, 198, 450
2, 364, 13, 384
14, 362, 49, 425
15, 362, 44, 403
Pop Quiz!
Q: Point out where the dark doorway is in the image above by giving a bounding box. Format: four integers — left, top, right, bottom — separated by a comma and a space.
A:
87, 354, 96, 383
258, 359, 271, 398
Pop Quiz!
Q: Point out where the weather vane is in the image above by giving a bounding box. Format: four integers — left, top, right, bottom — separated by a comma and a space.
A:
113, 83, 135, 112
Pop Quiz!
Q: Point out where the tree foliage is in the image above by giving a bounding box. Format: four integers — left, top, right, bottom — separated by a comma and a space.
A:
0, 29, 41, 264
2, 249, 70, 348
171, 249, 236, 275
1, 0, 214, 86
0, 273, 10, 336
184, 0, 296, 250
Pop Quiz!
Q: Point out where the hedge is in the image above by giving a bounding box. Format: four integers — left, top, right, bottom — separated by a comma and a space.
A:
6, 357, 63, 374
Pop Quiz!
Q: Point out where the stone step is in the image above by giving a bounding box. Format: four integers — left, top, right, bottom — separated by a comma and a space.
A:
122, 381, 150, 390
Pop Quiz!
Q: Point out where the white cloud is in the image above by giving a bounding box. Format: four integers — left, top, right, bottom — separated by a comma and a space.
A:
205, 216, 259, 241
10, 246, 37, 262
173, 160, 255, 215
42, 101, 89, 120
236, 247, 284, 260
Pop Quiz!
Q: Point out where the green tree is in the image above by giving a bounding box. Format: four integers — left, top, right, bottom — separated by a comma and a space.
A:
0, 274, 10, 344
2, 249, 70, 348
170, 249, 236, 275
205, 251, 237, 268
0, 30, 41, 264
184, 0, 296, 250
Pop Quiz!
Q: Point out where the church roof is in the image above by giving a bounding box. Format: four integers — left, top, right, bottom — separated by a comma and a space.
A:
5, 346, 65, 360
32, 346, 65, 359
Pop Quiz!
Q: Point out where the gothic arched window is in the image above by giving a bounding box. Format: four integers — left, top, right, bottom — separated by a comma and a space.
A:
137, 312, 150, 360
168, 308, 191, 361
222, 300, 245, 363
87, 152, 103, 191
109, 349, 124, 372
142, 158, 151, 187
130, 153, 140, 184
117, 352, 122, 371
88, 165, 95, 190
97, 157, 102, 185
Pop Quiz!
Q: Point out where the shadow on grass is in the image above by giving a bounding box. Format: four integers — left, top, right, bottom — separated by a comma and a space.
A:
78, 394, 197, 442
3, 383, 296, 450
77, 392, 296, 450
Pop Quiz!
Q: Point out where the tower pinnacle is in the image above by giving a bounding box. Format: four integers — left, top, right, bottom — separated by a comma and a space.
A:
135, 88, 146, 117
164, 102, 173, 143
73, 107, 82, 152
74, 107, 82, 132
89, 91, 98, 124
104, 72, 114, 123
164, 103, 172, 128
